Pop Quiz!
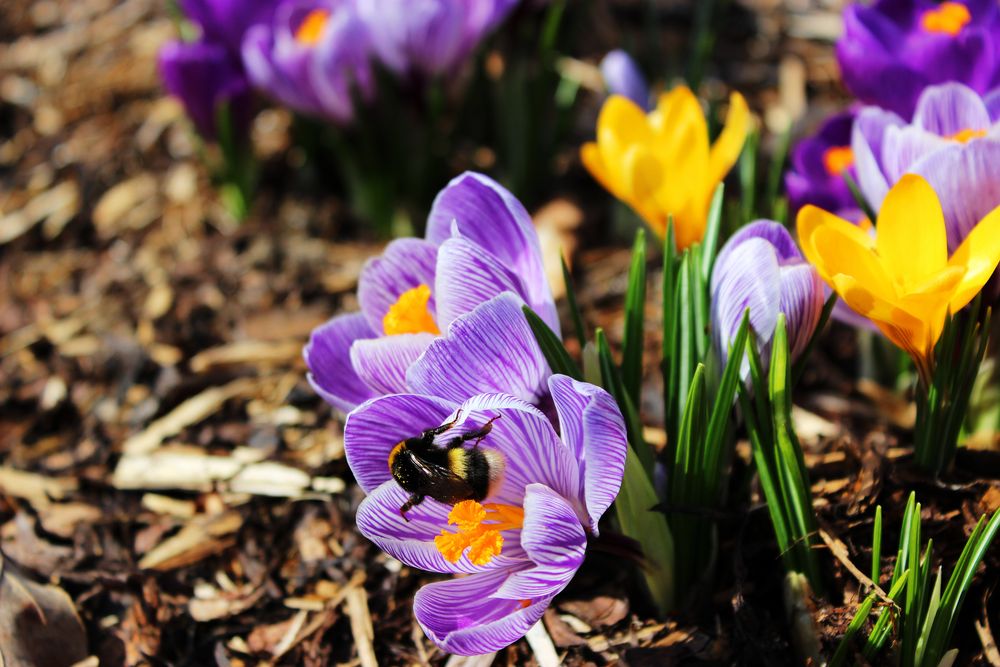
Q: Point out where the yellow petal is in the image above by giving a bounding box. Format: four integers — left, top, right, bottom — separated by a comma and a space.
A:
898, 266, 964, 337
832, 274, 933, 364
595, 95, 655, 197
707, 91, 750, 187
649, 86, 710, 172
946, 203, 1000, 312
580, 142, 617, 196
875, 174, 948, 289
624, 144, 664, 203
796, 205, 875, 284
811, 224, 896, 301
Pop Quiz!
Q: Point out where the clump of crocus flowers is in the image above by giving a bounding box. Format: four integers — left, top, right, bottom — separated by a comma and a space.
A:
581, 86, 749, 249
798, 174, 1000, 384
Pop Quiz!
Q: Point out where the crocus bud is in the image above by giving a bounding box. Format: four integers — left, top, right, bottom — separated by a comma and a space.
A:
599, 49, 649, 110
241, 0, 375, 124
158, 40, 252, 141
711, 220, 824, 375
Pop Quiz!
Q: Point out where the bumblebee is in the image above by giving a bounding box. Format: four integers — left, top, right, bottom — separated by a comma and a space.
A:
388, 414, 504, 519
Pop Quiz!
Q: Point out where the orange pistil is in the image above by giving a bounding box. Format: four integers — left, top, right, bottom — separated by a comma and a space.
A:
294, 9, 331, 45
947, 127, 988, 143
921, 2, 972, 36
382, 284, 440, 336
519, 599, 532, 609
822, 146, 854, 176
434, 500, 525, 566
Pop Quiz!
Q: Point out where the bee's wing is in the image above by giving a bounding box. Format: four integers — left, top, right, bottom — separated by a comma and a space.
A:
408, 455, 476, 503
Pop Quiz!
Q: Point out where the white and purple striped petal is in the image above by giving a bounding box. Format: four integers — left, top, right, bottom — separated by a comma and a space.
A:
304, 313, 378, 413
357, 238, 439, 334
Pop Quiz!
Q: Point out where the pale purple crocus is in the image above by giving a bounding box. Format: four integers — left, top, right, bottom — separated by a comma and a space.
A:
711, 221, 824, 373
241, 0, 375, 123
345, 376, 627, 655
837, 0, 1000, 119
158, 40, 252, 141
785, 109, 861, 218
600, 49, 650, 110
305, 172, 560, 414
357, 0, 519, 77
852, 82, 1000, 251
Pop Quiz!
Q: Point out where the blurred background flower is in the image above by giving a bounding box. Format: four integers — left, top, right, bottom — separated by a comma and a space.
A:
784, 109, 859, 218
852, 82, 1000, 251
599, 49, 650, 109
837, 0, 1000, 119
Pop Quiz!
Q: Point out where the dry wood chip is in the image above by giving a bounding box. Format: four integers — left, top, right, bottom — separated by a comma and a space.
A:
188, 586, 265, 622
0, 180, 80, 245
445, 654, 498, 667
92, 173, 159, 237
189, 340, 304, 373
525, 620, 562, 667
138, 510, 242, 571
0, 467, 78, 509
36, 502, 102, 539
121, 378, 257, 455
345, 585, 377, 667
140, 493, 197, 518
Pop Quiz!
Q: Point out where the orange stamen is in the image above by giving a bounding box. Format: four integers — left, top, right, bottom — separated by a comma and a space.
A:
822, 146, 854, 176
382, 284, 440, 336
947, 127, 987, 143
295, 9, 331, 45
434, 500, 525, 566
921, 2, 972, 36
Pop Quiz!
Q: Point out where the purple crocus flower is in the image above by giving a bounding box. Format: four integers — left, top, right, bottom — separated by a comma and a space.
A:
179, 0, 279, 54
600, 49, 650, 110
711, 221, 824, 372
158, 40, 252, 141
785, 109, 861, 218
356, 0, 519, 77
836, 0, 1000, 119
241, 0, 375, 123
345, 376, 627, 654
305, 172, 559, 414
852, 82, 1000, 251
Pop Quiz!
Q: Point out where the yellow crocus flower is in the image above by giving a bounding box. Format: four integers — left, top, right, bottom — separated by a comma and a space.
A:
797, 174, 1000, 385
581, 86, 750, 249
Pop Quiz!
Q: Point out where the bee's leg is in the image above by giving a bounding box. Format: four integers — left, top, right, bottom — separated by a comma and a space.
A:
399, 493, 425, 521
463, 415, 502, 446
422, 410, 464, 439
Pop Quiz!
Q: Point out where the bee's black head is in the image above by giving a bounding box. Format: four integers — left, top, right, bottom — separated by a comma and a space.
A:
389, 441, 420, 492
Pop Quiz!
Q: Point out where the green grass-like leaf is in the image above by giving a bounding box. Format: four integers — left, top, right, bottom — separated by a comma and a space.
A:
522, 305, 581, 380
622, 229, 647, 405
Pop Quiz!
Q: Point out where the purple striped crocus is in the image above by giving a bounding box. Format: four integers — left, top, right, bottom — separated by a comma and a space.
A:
785, 109, 861, 218
345, 376, 627, 655
241, 0, 375, 123
599, 49, 650, 110
158, 40, 253, 141
305, 172, 559, 413
837, 0, 1000, 119
711, 221, 825, 373
853, 82, 1000, 252
357, 0, 519, 77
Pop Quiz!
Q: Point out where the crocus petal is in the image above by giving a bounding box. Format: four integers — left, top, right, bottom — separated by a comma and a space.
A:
946, 203, 1000, 311
344, 393, 455, 493
434, 237, 526, 330
305, 313, 378, 413
797, 205, 878, 285
715, 219, 801, 270
831, 273, 932, 361
349, 333, 435, 395
711, 237, 781, 354
547, 375, 627, 533
911, 140, 1000, 249
852, 107, 904, 212
880, 124, 952, 183
912, 81, 993, 135
811, 224, 897, 300
875, 174, 949, 286
707, 91, 750, 187
357, 238, 439, 334
493, 484, 587, 600
444, 393, 581, 508
414, 569, 553, 656
600, 49, 650, 109
778, 263, 825, 359
425, 172, 559, 336
407, 292, 552, 407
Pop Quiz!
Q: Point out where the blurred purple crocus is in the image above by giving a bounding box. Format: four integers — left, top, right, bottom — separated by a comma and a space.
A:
785, 109, 860, 218
357, 0, 519, 77
600, 49, 650, 109
179, 0, 278, 54
836, 0, 1000, 119
711, 221, 824, 374
305, 172, 559, 413
345, 377, 627, 655
852, 82, 1000, 251
242, 0, 375, 123
158, 40, 252, 141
